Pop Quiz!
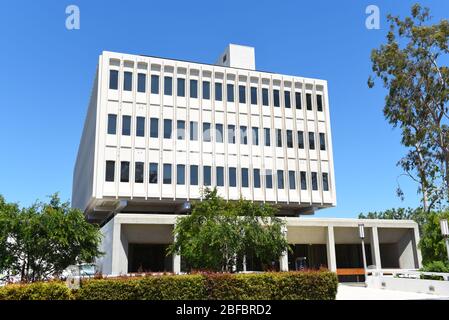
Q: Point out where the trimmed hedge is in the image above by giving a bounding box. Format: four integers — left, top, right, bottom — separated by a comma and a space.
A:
0, 271, 338, 300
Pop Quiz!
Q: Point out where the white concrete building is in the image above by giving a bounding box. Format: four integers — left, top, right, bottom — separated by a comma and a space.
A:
72, 44, 422, 277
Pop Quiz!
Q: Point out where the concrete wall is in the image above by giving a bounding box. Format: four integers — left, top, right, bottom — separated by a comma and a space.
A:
96, 218, 114, 274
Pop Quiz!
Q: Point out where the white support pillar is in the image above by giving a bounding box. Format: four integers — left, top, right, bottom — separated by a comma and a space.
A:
172, 225, 181, 274
413, 226, 423, 269
326, 226, 337, 272
370, 226, 382, 270
111, 219, 128, 275
279, 225, 289, 272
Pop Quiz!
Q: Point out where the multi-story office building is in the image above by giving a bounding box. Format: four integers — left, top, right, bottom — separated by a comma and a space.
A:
73, 45, 422, 277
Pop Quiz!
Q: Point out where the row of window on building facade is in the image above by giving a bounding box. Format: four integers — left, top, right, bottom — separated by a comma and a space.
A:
107, 115, 326, 151
109, 70, 324, 111
104, 161, 330, 192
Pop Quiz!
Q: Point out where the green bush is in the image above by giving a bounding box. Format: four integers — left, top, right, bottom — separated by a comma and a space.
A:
0, 271, 338, 300
0, 281, 73, 300
419, 261, 449, 280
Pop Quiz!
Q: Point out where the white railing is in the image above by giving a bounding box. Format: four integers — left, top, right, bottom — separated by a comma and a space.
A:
366, 269, 449, 281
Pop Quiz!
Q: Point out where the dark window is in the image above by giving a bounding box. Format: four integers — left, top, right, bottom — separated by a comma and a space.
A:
135, 162, 144, 183
203, 122, 211, 142
120, 161, 130, 182
190, 165, 198, 185
137, 73, 146, 93
149, 163, 158, 184
242, 168, 249, 188
215, 83, 222, 101
122, 115, 131, 136
277, 170, 284, 189
216, 167, 224, 186
190, 121, 198, 141
320, 133, 326, 151
177, 164, 185, 185
252, 127, 259, 146
264, 128, 271, 146
265, 169, 273, 189
203, 166, 211, 186
317, 95, 323, 112
239, 85, 246, 103
284, 91, 291, 108
124, 72, 132, 91
323, 172, 329, 191
295, 92, 301, 109
105, 161, 115, 182
151, 75, 159, 94
109, 70, 118, 90
203, 81, 210, 100
229, 167, 237, 187
163, 164, 172, 184
273, 89, 280, 107
298, 131, 304, 149
164, 76, 172, 95
300, 171, 307, 190
216, 124, 223, 143
306, 93, 312, 110
190, 79, 198, 98
164, 119, 172, 139
312, 172, 318, 190
177, 78, 185, 97
177, 120, 185, 140
240, 126, 248, 145
228, 125, 236, 144
150, 118, 159, 138
309, 132, 315, 150
250, 87, 257, 105
253, 168, 261, 188
107, 114, 117, 134
262, 88, 269, 106
276, 129, 282, 147
286, 130, 293, 148
136, 117, 145, 137
227, 84, 234, 102
289, 171, 296, 190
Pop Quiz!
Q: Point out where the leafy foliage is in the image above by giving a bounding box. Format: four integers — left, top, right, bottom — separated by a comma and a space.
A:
0, 281, 73, 300
0, 193, 103, 282
168, 188, 288, 272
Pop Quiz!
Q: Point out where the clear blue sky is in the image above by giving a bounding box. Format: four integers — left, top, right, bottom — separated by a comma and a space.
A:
1, 0, 447, 217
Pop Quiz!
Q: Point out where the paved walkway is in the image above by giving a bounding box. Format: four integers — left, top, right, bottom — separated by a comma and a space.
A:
336, 284, 449, 300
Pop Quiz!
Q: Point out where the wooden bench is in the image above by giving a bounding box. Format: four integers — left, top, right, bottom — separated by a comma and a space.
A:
336, 268, 366, 282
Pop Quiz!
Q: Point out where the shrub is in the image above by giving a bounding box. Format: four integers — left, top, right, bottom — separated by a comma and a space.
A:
419, 261, 449, 280
0, 281, 73, 300
136, 274, 206, 300
75, 277, 140, 300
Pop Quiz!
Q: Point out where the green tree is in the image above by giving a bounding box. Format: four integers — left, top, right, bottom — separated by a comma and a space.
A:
368, 4, 449, 211
168, 188, 289, 272
0, 193, 103, 282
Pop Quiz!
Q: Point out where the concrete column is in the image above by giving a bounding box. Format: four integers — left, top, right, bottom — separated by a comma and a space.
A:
111, 219, 128, 275
279, 225, 289, 271
413, 227, 423, 269
326, 226, 337, 272
172, 225, 181, 274
370, 226, 382, 270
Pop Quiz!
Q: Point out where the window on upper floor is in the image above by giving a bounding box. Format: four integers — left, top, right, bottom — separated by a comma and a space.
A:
227, 84, 234, 102
265, 169, 273, 189
190, 79, 198, 98
289, 171, 296, 190
135, 162, 144, 183
150, 118, 159, 138
203, 122, 211, 142
137, 73, 146, 93
177, 78, 185, 97
277, 170, 284, 189
164, 76, 172, 96
320, 133, 326, 151
120, 161, 130, 183
204, 165, 212, 186
229, 167, 237, 187
317, 94, 323, 112
295, 92, 301, 109
151, 75, 159, 94
163, 164, 172, 184
228, 125, 236, 144
262, 88, 269, 106
284, 91, 291, 108
107, 114, 117, 135
122, 115, 131, 136
216, 166, 224, 186
136, 117, 145, 137
149, 163, 158, 184
190, 165, 198, 185
241, 168, 249, 188
105, 161, 115, 182
300, 171, 307, 190
311, 172, 318, 190
240, 126, 248, 145
273, 89, 280, 107
216, 124, 223, 143
177, 164, 185, 185
177, 120, 185, 140
215, 83, 222, 101
252, 127, 259, 146
298, 131, 304, 149
276, 129, 282, 147
322, 172, 329, 191
286, 130, 293, 148
124, 72, 132, 91
190, 121, 198, 141
309, 132, 315, 150
306, 93, 312, 110
251, 87, 257, 105
109, 70, 118, 90
239, 85, 246, 104
164, 119, 172, 139
264, 128, 271, 147
253, 168, 261, 188
203, 81, 210, 100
